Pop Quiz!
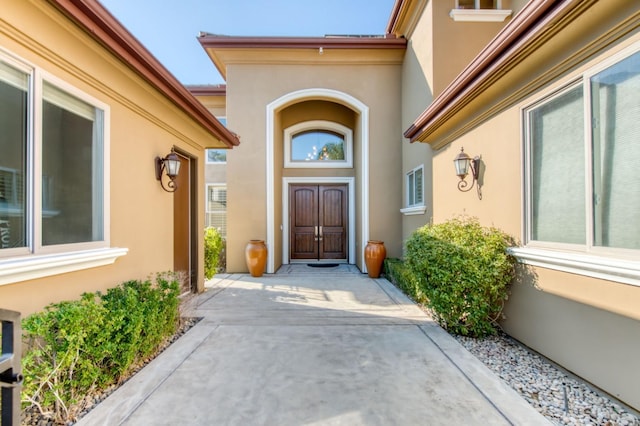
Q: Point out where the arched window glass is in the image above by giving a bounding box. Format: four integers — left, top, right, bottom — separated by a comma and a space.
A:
291, 130, 344, 162
284, 120, 353, 168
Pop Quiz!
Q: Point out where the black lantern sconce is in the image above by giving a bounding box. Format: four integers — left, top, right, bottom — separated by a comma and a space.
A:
453, 147, 482, 199
155, 149, 181, 192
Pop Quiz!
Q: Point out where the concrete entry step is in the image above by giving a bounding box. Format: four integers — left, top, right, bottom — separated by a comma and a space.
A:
277, 263, 361, 274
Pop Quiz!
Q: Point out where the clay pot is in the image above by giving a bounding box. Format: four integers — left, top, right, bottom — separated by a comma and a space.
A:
364, 240, 386, 278
245, 240, 267, 277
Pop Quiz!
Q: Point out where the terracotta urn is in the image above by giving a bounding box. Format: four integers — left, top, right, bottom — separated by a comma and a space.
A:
364, 240, 386, 278
245, 240, 267, 277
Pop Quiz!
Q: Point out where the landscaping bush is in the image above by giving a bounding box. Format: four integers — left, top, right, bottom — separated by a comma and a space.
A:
21, 273, 180, 423
204, 227, 224, 279
384, 258, 427, 305
405, 217, 516, 337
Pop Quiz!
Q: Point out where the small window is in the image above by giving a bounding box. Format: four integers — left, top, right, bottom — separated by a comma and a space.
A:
206, 149, 227, 163
284, 120, 353, 169
206, 117, 227, 164
206, 184, 227, 237
455, 0, 502, 9
450, 0, 511, 21
406, 165, 424, 208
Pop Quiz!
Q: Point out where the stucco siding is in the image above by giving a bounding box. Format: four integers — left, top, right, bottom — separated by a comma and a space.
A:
0, 0, 221, 314
224, 62, 402, 272
424, 1, 640, 408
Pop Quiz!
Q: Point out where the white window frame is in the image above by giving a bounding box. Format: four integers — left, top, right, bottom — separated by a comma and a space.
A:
516, 42, 640, 287
0, 50, 126, 286
401, 165, 426, 215
205, 183, 227, 237
284, 120, 353, 169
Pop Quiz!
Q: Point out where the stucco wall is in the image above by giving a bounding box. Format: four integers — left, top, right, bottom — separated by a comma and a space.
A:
0, 0, 223, 315
426, 4, 640, 408
224, 62, 402, 273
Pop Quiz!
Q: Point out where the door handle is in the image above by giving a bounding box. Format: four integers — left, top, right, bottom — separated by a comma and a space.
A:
314, 226, 319, 241
318, 226, 323, 241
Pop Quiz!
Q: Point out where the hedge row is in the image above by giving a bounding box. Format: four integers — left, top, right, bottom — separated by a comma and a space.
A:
21, 273, 180, 423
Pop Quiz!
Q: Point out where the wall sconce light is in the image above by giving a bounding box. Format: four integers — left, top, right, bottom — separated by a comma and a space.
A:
453, 147, 482, 199
155, 149, 181, 192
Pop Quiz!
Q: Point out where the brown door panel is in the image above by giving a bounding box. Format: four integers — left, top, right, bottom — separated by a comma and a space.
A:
290, 186, 319, 259
290, 184, 347, 261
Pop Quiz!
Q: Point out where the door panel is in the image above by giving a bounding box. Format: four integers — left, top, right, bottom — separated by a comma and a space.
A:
290, 186, 319, 259
319, 186, 347, 259
290, 184, 347, 261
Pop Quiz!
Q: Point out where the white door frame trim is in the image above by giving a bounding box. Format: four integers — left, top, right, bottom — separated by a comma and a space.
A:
283, 177, 356, 265
266, 88, 369, 273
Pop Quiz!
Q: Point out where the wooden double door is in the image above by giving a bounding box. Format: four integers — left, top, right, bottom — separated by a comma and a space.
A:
289, 184, 348, 261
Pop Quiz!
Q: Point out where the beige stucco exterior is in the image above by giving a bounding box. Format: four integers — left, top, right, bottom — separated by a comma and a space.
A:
204, 44, 405, 273
394, 0, 515, 244
410, 0, 640, 409
0, 0, 235, 315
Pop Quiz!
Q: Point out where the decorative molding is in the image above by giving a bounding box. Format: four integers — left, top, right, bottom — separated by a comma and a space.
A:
0, 248, 128, 286
400, 205, 427, 215
449, 9, 512, 22
509, 247, 640, 287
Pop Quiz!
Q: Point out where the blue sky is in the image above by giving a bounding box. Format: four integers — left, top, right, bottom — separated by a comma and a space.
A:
99, 0, 396, 85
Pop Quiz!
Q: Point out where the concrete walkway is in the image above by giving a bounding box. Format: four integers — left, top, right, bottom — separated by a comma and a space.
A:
77, 266, 550, 425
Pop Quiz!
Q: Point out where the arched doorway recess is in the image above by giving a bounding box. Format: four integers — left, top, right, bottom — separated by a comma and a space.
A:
265, 88, 370, 273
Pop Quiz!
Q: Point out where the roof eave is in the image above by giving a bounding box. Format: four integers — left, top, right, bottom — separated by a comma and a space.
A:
187, 84, 227, 97
47, 0, 239, 147
198, 34, 407, 50
404, 0, 586, 143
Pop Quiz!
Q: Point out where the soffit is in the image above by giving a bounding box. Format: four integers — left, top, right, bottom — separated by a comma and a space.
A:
199, 35, 407, 80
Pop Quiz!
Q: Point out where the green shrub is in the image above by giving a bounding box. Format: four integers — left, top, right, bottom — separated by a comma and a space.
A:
204, 227, 224, 279
21, 273, 180, 423
384, 258, 427, 305
405, 217, 516, 337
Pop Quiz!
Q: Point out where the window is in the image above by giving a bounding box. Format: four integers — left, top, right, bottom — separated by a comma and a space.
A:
206, 184, 227, 237
284, 120, 353, 168
517, 47, 640, 285
401, 165, 426, 215
407, 166, 424, 207
0, 53, 121, 284
206, 117, 227, 164
206, 149, 227, 163
455, 0, 502, 9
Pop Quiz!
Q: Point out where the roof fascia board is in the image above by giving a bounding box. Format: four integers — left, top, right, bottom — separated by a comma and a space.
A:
47, 0, 239, 147
187, 85, 227, 96
198, 34, 406, 50
404, 0, 589, 142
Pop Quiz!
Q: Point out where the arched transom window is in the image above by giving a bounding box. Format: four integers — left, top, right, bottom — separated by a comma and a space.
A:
284, 120, 353, 168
